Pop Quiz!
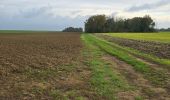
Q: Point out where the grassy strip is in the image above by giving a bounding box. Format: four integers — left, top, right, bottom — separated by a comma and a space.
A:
122, 46, 170, 67
83, 34, 169, 87
97, 34, 170, 67
82, 35, 133, 99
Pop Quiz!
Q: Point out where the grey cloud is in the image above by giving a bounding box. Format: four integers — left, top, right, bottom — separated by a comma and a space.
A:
127, 0, 170, 12
19, 6, 51, 18
70, 10, 82, 15
0, 14, 87, 31
111, 12, 118, 16
0, 0, 169, 30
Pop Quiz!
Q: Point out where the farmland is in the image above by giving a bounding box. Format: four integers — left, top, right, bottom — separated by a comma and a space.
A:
106, 32, 170, 43
0, 31, 170, 100
0, 32, 85, 99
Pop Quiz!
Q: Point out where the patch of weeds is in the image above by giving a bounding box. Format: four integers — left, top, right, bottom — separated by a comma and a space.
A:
31, 87, 44, 94
49, 89, 87, 100
25, 68, 58, 81
60, 64, 75, 71
135, 96, 143, 100
75, 96, 87, 100
49, 90, 68, 100
146, 70, 169, 86
24, 63, 76, 81
142, 88, 156, 98
65, 90, 78, 98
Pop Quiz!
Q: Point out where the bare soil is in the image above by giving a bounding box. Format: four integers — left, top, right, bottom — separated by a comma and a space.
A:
0, 32, 89, 99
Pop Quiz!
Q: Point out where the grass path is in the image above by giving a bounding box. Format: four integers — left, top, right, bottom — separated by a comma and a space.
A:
82, 35, 142, 99
82, 34, 170, 99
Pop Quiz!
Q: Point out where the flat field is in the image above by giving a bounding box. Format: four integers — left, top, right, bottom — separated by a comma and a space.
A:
107, 32, 170, 43
0, 31, 170, 100
0, 32, 84, 99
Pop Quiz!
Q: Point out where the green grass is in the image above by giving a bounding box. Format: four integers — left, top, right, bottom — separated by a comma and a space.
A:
119, 45, 170, 67
84, 34, 150, 72
97, 35, 170, 67
106, 32, 170, 43
82, 35, 133, 99
83, 34, 169, 87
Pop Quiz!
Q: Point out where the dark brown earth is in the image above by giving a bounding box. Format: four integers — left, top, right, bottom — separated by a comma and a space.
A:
96, 34, 170, 59
0, 32, 87, 99
0, 32, 82, 76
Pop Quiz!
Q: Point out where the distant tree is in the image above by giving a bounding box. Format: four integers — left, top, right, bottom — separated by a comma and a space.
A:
85, 15, 107, 33
62, 27, 83, 32
104, 17, 115, 32
125, 15, 155, 32
114, 18, 125, 32
141, 15, 155, 32
159, 28, 170, 32
124, 19, 130, 32
128, 17, 142, 32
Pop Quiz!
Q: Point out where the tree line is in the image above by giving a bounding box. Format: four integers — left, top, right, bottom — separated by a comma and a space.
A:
62, 27, 83, 32
159, 28, 170, 32
85, 15, 156, 33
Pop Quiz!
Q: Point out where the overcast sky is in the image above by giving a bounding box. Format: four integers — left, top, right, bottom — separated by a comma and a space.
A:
0, 0, 170, 31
